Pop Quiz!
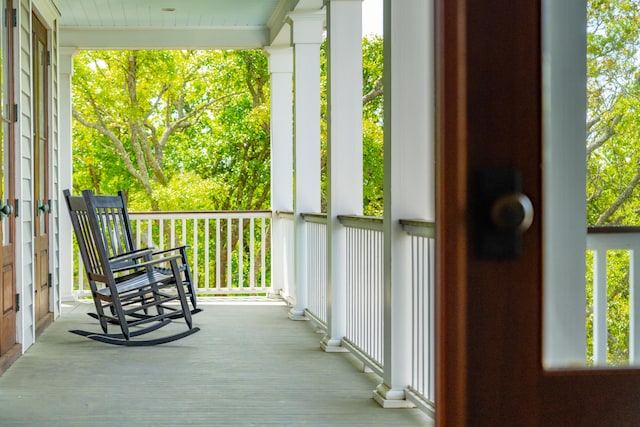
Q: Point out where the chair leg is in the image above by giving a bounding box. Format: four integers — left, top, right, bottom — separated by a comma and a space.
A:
171, 259, 193, 329
111, 294, 131, 340
91, 294, 110, 334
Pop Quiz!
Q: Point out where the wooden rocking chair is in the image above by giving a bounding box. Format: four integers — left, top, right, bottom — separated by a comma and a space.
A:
64, 189, 199, 346
80, 189, 199, 314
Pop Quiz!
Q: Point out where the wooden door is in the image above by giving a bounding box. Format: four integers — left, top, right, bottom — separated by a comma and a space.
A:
32, 14, 50, 334
436, 0, 640, 425
0, 0, 18, 366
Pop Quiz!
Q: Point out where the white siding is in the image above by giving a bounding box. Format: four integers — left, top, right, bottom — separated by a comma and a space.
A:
17, 0, 35, 351
15, 0, 61, 352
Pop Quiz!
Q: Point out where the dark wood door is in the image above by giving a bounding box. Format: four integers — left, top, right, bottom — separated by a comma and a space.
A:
32, 14, 50, 334
0, 0, 17, 363
436, 0, 640, 425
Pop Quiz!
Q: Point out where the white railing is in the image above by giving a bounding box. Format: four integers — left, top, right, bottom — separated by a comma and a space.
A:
340, 215, 384, 372
75, 211, 272, 297
302, 213, 328, 326
401, 219, 436, 412
587, 226, 640, 365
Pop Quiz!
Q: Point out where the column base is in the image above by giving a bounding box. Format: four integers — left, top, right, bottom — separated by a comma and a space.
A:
288, 308, 308, 321
320, 335, 348, 353
372, 383, 416, 409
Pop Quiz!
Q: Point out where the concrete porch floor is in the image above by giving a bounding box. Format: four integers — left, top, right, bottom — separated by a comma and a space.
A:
0, 299, 432, 426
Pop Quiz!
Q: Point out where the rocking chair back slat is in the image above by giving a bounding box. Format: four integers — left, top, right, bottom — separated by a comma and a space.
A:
65, 192, 109, 280
92, 191, 136, 259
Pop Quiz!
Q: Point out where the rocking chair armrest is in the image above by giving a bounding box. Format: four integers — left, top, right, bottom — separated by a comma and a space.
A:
109, 248, 154, 264
151, 245, 190, 257
130, 254, 182, 271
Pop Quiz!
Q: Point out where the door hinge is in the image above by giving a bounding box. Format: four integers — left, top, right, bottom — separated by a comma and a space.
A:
15, 293, 20, 311
14, 198, 18, 217
48, 273, 52, 288
46, 50, 51, 66
13, 103, 17, 122
11, 8, 16, 28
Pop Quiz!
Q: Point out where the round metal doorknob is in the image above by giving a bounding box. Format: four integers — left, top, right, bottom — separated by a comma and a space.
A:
0, 204, 13, 216
490, 193, 534, 233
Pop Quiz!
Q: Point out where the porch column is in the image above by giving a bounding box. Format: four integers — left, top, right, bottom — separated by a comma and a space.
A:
265, 47, 294, 300
59, 47, 76, 303
288, 12, 324, 319
321, 0, 363, 352
374, 0, 435, 408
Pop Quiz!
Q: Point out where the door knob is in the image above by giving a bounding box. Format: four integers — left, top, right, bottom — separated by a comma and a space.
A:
0, 202, 13, 220
490, 193, 534, 233
474, 168, 534, 259
37, 200, 50, 216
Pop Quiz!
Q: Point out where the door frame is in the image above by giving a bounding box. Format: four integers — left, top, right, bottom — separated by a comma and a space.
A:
436, 0, 640, 424
31, 11, 51, 335
0, 0, 20, 375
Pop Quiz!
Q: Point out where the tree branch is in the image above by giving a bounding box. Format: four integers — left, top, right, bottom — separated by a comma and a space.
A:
586, 114, 622, 156
596, 166, 640, 225
363, 77, 383, 105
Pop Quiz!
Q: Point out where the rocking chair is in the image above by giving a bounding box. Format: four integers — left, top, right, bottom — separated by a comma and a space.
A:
64, 189, 199, 346
80, 189, 199, 314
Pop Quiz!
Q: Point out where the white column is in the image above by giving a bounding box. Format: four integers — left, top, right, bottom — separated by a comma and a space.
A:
542, 0, 587, 368
374, 0, 434, 408
321, 0, 363, 352
288, 12, 324, 319
265, 47, 294, 299
59, 47, 76, 302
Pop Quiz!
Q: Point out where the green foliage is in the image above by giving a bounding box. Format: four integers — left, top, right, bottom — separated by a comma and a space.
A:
586, 0, 640, 365
72, 49, 272, 212
587, 0, 640, 226
362, 36, 384, 216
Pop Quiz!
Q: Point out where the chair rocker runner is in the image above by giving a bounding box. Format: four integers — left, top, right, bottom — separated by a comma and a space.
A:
64, 189, 200, 346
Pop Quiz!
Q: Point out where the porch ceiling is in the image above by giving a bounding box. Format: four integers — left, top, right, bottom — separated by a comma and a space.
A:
57, 0, 324, 50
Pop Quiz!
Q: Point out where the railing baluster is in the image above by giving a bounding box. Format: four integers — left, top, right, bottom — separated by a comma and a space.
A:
593, 248, 608, 366
170, 218, 175, 248
239, 218, 244, 289
227, 218, 232, 288
192, 218, 199, 290
250, 218, 255, 290
261, 218, 266, 289
146, 219, 152, 247
159, 218, 164, 251
204, 218, 210, 292
216, 218, 221, 290
136, 220, 141, 248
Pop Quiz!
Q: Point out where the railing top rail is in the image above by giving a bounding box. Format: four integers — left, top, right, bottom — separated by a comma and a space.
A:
129, 210, 272, 220
301, 212, 327, 224
588, 225, 640, 234
338, 215, 383, 231
276, 210, 294, 219
400, 219, 435, 238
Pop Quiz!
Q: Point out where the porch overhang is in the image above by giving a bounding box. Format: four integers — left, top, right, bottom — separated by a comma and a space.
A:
59, 27, 272, 50
57, 0, 324, 50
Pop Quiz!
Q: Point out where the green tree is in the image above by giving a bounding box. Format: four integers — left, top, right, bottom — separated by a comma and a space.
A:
361, 35, 384, 216
587, 0, 640, 225
586, 0, 640, 365
73, 49, 267, 211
